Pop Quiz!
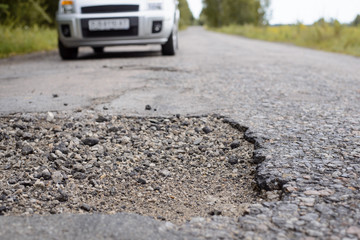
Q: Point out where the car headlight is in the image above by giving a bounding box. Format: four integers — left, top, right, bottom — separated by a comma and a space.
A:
147, 0, 163, 10
61, 0, 75, 14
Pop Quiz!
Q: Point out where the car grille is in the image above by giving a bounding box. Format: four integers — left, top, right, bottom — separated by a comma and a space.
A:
81, 17, 139, 38
81, 5, 139, 14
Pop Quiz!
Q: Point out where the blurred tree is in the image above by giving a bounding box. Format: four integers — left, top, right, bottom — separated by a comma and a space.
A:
178, 0, 194, 28
352, 14, 360, 26
198, 9, 206, 25
0, 0, 57, 27
202, 0, 222, 27
0, 3, 9, 18
259, 0, 271, 25
202, 0, 270, 27
222, 0, 261, 25
46, 0, 59, 21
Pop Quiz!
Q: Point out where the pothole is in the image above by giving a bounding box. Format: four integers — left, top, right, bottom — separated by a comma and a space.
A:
0, 113, 264, 224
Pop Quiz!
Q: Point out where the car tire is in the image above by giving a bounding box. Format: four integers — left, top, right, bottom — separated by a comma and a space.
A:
93, 47, 104, 54
161, 29, 178, 56
58, 39, 78, 60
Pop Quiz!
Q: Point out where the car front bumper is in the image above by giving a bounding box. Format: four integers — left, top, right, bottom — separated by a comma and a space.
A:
57, 11, 174, 48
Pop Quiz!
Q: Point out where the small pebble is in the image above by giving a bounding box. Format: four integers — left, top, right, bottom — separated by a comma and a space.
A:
96, 115, 109, 123
34, 179, 45, 189
230, 140, 241, 149
80, 203, 91, 212
228, 156, 239, 165
41, 169, 52, 180
57, 190, 68, 202
82, 138, 99, 146
46, 112, 55, 122
21, 145, 33, 155
52, 171, 64, 184
137, 178, 147, 184
202, 126, 212, 134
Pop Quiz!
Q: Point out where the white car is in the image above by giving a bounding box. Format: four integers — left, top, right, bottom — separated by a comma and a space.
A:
56, 0, 180, 59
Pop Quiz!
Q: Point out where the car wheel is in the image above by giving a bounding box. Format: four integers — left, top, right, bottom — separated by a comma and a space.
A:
161, 28, 178, 56
93, 47, 104, 54
58, 39, 78, 60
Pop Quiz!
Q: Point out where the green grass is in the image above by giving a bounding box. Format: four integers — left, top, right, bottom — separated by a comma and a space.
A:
0, 25, 57, 58
213, 24, 360, 57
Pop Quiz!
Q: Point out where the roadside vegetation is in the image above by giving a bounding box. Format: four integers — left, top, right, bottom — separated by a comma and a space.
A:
0, 0, 58, 58
0, 26, 57, 58
213, 19, 360, 57
202, 0, 360, 57
0, 0, 193, 58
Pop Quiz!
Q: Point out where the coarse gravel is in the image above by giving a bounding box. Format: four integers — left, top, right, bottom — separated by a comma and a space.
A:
0, 112, 265, 224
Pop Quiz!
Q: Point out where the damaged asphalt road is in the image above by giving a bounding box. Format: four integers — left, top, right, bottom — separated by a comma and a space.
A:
0, 27, 360, 239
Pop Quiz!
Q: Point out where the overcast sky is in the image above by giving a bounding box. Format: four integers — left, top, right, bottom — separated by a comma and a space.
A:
187, 0, 360, 24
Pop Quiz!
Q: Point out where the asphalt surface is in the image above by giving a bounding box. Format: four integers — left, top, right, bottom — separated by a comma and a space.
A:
1, 27, 360, 239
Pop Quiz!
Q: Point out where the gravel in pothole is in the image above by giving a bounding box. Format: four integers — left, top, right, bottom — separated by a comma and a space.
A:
0, 112, 263, 224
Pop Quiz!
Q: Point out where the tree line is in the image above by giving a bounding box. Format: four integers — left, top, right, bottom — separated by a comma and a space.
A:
0, 0, 193, 28
201, 0, 270, 27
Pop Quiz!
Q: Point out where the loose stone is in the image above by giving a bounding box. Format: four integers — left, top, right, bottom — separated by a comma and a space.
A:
34, 179, 45, 189
137, 178, 147, 184
46, 112, 55, 122
73, 163, 85, 173
230, 140, 241, 149
160, 170, 171, 177
52, 171, 64, 184
21, 145, 34, 155
202, 126, 212, 134
57, 190, 68, 202
228, 156, 239, 165
80, 203, 91, 212
41, 169, 52, 180
0, 206, 8, 215
82, 138, 99, 146
48, 153, 57, 161
95, 115, 109, 123
194, 138, 202, 145
73, 172, 87, 180
54, 142, 69, 154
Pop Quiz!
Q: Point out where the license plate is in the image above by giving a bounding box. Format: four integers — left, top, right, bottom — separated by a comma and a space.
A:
88, 19, 130, 31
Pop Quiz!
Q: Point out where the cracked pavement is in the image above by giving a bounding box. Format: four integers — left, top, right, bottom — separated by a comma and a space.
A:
0, 27, 360, 239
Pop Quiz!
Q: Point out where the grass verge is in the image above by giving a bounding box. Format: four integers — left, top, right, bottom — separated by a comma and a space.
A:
0, 25, 57, 58
213, 24, 360, 57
